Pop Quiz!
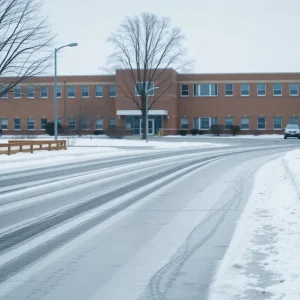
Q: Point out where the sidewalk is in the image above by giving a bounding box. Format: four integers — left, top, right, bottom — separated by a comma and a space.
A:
207, 150, 300, 300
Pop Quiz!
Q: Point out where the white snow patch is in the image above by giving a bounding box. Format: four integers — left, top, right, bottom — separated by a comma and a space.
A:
0, 146, 143, 173
207, 150, 300, 300
0, 136, 228, 173
166, 134, 284, 139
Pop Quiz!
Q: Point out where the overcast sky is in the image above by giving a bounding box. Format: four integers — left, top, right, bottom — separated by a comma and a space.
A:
42, 0, 300, 75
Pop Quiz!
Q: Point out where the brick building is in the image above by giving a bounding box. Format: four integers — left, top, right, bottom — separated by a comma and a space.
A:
1, 70, 300, 135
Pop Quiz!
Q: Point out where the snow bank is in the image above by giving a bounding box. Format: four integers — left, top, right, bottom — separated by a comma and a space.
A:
0, 147, 145, 173
0, 135, 228, 149
166, 134, 283, 139
63, 137, 227, 149
0, 137, 228, 173
207, 150, 300, 300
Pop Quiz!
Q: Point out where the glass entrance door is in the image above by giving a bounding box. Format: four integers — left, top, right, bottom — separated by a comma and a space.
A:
140, 119, 154, 135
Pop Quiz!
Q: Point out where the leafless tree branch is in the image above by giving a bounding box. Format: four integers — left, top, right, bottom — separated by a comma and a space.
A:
0, 0, 54, 97
106, 12, 193, 138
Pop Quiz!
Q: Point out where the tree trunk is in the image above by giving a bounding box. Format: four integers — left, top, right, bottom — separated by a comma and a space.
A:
141, 95, 147, 139
141, 108, 147, 139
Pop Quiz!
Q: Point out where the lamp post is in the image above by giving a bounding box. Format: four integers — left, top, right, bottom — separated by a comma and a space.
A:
145, 86, 159, 143
54, 42, 78, 140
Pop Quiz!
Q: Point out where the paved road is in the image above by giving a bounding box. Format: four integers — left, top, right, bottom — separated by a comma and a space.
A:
0, 142, 298, 299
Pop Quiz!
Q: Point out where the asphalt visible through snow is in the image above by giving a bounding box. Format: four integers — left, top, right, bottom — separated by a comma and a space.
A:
0, 140, 298, 300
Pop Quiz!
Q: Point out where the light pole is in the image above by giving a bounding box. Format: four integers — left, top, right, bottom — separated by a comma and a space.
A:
145, 86, 159, 143
54, 42, 78, 140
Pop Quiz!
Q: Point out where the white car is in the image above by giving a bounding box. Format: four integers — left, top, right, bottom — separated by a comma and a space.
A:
284, 124, 300, 139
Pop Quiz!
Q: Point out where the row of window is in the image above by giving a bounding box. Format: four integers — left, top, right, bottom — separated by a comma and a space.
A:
0, 85, 117, 99
180, 83, 300, 97
180, 116, 299, 130
0, 117, 117, 130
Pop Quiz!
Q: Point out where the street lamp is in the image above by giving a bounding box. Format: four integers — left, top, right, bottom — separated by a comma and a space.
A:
145, 86, 159, 143
54, 42, 78, 140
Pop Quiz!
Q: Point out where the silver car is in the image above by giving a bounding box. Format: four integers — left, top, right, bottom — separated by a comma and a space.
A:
284, 124, 300, 139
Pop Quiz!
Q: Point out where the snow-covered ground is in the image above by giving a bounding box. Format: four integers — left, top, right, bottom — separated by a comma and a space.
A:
0, 147, 147, 173
0, 135, 229, 148
0, 136, 228, 173
166, 134, 284, 139
208, 149, 300, 300
62, 136, 228, 148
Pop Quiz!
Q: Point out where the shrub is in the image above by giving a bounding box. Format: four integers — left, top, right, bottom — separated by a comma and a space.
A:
210, 124, 224, 136
93, 130, 104, 135
230, 125, 241, 136
178, 129, 188, 136
198, 130, 206, 135
59, 125, 68, 135
190, 128, 199, 135
17, 131, 35, 139
105, 126, 132, 139
45, 122, 62, 136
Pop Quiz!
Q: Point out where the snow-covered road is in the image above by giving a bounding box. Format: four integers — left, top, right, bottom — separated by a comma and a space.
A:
0, 145, 298, 299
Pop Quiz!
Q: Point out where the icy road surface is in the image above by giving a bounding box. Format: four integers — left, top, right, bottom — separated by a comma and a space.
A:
0, 144, 297, 300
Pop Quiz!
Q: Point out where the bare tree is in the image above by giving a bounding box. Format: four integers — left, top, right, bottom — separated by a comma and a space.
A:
107, 12, 192, 139
0, 0, 54, 97
70, 101, 100, 138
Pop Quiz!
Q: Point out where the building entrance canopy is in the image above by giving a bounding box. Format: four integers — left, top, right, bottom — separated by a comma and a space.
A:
117, 110, 168, 116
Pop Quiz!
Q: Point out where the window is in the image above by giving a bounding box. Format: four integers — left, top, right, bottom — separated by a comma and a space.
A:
56, 86, 62, 98
181, 85, 189, 96
81, 118, 89, 130
135, 82, 154, 96
257, 117, 266, 129
126, 116, 141, 134
27, 86, 35, 98
68, 85, 75, 98
211, 117, 218, 125
41, 118, 47, 130
194, 84, 218, 96
14, 118, 21, 130
1, 86, 8, 98
27, 118, 35, 130
1, 118, 8, 130
68, 118, 76, 129
200, 118, 210, 129
95, 85, 103, 97
193, 118, 199, 129
95, 118, 103, 130
225, 117, 233, 129
240, 83, 250, 96
109, 85, 116, 97
14, 86, 21, 98
289, 83, 299, 96
193, 117, 216, 129
180, 118, 189, 129
289, 117, 298, 125
225, 84, 234, 96
109, 117, 116, 126
273, 117, 282, 130
81, 85, 89, 98
241, 117, 250, 130
57, 118, 62, 126
257, 83, 266, 96
40, 86, 48, 98
273, 83, 282, 96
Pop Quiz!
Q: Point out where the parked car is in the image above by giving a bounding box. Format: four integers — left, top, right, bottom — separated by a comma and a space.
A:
284, 124, 300, 139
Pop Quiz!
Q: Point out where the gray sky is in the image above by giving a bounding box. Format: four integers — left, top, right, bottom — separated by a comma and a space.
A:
42, 0, 300, 75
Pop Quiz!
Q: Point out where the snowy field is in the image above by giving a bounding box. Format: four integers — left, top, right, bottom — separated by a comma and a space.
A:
166, 134, 284, 139
0, 136, 229, 173
208, 149, 300, 300
0, 135, 229, 148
